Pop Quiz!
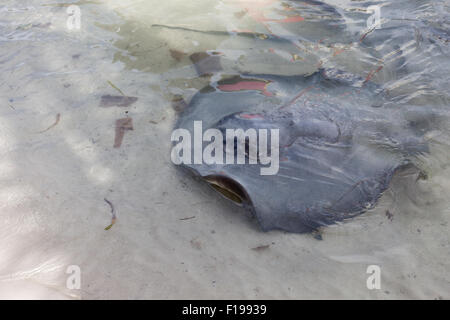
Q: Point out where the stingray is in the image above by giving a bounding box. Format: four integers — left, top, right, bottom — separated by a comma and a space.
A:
173, 68, 431, 233
170, 0, 447, 233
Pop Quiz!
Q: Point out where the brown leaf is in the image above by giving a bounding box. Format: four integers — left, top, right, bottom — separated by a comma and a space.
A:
170, 49, 186, 62
114, 118, 133, 148
100, 95, 138, 108
251, 244, 270, 251
171, 95, 187, 113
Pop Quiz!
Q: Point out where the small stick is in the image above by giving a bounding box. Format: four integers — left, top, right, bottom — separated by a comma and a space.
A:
179, 216, 196, 221
251, 244, 270, 251
38, 113, 60, 133
107, 80, 125, 96
104, 198, 117, 230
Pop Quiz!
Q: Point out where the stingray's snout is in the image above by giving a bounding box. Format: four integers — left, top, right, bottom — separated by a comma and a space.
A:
204, 175, 249, 205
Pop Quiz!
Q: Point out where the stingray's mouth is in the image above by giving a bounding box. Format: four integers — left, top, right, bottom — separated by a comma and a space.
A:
204, 175, 249, 205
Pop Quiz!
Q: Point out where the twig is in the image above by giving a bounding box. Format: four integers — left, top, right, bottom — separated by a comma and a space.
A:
38, 113, 60, 133
179, 216, 196, 221
107, 80, 125, 96
104, 198, 117, 230
251, 244, 270, 251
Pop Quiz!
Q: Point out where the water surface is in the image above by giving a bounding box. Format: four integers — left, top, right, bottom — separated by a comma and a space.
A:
0, 0, 449, 299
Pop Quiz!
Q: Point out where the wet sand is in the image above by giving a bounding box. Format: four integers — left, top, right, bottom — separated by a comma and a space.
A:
0, 0, 449, 299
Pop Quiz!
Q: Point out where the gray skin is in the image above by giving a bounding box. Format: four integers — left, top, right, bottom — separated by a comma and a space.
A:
173, 0, 448, 233
174, 69, 428, 233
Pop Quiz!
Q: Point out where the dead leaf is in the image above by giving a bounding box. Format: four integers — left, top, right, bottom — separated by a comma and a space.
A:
180, 216, 196, 221
251, 245, 270, 251
114, 118, 133, 148
170, 49, 186, 62
171, 95, 187, 113
100, 95, 138, 108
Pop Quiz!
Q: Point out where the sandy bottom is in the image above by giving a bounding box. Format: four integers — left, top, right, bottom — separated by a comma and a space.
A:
0, 0, 449, 299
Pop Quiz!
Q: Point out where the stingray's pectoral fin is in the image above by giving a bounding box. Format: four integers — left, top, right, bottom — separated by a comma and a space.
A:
251, 177, 392, 233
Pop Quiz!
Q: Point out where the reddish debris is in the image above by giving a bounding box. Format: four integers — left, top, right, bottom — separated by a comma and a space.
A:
114, 118, 133, 148
217, 80, 273, 96
262, 15, 304, 23
238, 113, 265, 119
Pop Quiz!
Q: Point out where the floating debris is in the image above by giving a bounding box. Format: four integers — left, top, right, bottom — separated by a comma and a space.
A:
114, 118, 133, 148
149, 116, 166, 124
170, 49, 186, 62
104, 198, 117, 230
107, 80, 126, 96
171, 95, 187, 113
251, 244, 270, 251
386, 210, 394, 221
100, 95, 138, 108
38, 113, 60, 133
179, 216, 196, 221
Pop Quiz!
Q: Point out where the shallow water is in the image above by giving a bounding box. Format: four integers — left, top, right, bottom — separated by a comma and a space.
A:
0, 0, 449, 299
